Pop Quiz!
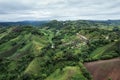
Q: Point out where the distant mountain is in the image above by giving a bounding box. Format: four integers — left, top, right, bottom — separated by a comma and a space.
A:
89, 20, 120, 26
1, 20, 120, 27
0, 21, 49, 27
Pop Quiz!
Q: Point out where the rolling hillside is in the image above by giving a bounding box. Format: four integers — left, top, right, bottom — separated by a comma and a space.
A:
0, 20, 120, 80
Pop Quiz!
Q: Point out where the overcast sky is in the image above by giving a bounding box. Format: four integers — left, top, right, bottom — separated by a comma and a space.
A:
0, 0, 120, 21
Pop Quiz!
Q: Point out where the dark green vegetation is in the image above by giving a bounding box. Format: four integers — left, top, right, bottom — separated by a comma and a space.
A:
0, 21, 48, 27
0, 20, 120, 80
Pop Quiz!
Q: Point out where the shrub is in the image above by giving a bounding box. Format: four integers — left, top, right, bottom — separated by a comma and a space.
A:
78, 62, 93, 80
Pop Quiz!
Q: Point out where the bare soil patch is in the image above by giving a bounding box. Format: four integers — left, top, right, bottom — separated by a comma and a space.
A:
84, 58, 120, 80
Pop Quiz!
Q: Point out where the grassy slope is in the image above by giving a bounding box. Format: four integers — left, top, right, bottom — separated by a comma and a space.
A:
90, 41, 119, 59
46, 66, 87, 80
0, 27, 12, 39
0, 36, 24, 58
0, 26, 119, 80
0, 33, 32, 58
23, 33, 50, 74
24, 57, 42, 74
0, 34, 22, 52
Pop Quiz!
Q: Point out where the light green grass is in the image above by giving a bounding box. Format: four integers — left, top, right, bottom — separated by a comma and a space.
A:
31, 40, 44, 56
46, 66, 87, 80
24, 57, 42, 74
0, 35, 23, 52
0, 27, 13, 39
90, 42, 116, 59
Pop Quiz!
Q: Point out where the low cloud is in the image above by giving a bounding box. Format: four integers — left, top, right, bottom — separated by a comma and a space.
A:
0, 0, 120, 21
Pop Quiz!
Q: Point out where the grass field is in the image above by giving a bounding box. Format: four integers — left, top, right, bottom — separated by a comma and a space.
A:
46, 66, 87, 80
90, 42, 116, 59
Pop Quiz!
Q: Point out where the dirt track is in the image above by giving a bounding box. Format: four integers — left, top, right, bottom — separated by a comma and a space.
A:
84, 58, 120, 80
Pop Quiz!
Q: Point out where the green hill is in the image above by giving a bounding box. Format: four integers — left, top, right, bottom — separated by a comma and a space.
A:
46, 66, 87, 80
0, 20, 120, 80
90, 40, 120, 60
